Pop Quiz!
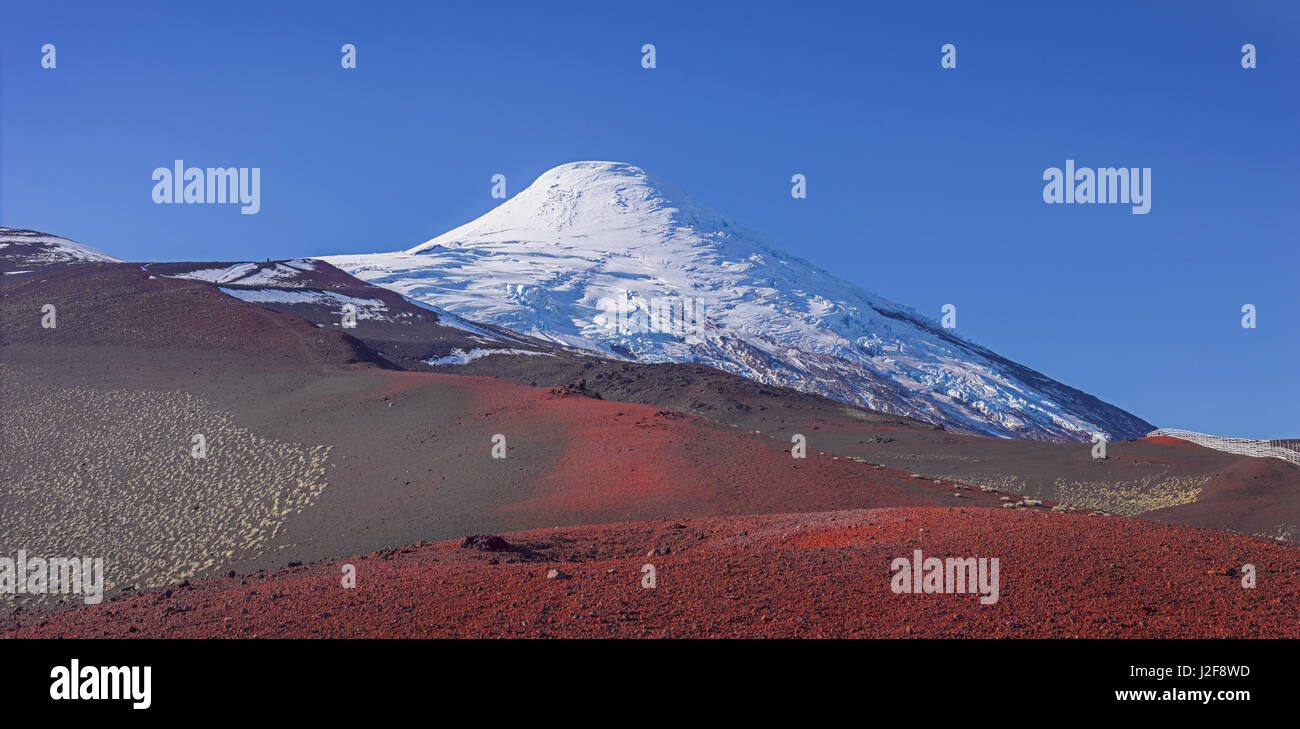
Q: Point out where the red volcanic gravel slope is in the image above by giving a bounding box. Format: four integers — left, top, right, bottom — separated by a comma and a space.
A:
461, 380, 1007, 521
9, 507, 1296, 639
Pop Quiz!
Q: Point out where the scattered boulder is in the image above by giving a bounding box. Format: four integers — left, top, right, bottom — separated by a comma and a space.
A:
548, 379, 602, 399
461, 534, 511, 552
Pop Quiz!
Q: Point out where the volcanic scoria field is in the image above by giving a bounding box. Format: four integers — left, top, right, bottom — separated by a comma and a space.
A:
2, 229, 1297, 639
7, 508, 1299, 639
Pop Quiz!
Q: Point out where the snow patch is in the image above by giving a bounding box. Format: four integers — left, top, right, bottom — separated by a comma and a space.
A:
217, 287, 390, 319
423, 348, 552, 365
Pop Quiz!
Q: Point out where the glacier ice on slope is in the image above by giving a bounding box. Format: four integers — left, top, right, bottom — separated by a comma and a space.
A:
324, 161, 1152, 441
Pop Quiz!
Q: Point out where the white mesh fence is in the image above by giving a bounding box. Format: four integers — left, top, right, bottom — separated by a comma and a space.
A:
1147, 428, 1300, 467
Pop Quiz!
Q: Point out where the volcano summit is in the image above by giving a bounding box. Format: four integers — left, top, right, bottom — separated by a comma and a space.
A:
325, 161, 1152, 441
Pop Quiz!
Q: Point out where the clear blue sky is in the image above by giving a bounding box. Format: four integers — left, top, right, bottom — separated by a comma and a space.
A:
3, 1, 1297, 438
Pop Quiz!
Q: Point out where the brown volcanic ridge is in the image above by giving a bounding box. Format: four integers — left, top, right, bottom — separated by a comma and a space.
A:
2, 229, 1297, 638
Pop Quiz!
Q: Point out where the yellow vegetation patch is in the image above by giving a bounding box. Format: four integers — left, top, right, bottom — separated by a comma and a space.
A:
0, 376, 329, 608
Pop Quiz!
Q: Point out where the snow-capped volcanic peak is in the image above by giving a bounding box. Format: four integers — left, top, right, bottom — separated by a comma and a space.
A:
326, 162, 1152, 441
0, 227, 122, 269
411, 162, 715, 255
